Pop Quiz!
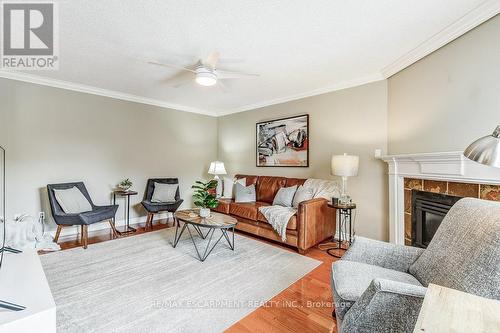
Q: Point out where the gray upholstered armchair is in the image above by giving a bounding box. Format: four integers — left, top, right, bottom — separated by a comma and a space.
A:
141, 178, 183, 229
331, 198, 500, 332
47, 182, 119, 249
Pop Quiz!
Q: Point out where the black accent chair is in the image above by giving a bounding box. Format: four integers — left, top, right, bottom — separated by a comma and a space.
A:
47, 182, 119, 249
141, 178, 183, 229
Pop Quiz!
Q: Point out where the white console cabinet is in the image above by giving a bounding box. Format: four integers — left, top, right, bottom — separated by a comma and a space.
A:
0, 250, 56, 333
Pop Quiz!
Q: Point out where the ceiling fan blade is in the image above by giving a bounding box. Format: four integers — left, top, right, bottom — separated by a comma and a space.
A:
147, 61, 196, 73
172, 79, 193, 88
218, 58, 245, 64
217, 68, 260, 79
204, 51, 220, 70
218, 80, 229, 93
159, 70, 193, 86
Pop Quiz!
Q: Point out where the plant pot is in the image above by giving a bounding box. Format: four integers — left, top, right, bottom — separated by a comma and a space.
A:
199, 208, 211, 218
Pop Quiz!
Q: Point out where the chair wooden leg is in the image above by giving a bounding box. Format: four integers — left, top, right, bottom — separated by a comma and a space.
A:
80, 225, 84, 243
82, 225, 88, 249
146, 213, 153, 230
149, 213, 154, 229
54, 225, 63, 243
108, 219, 118, 238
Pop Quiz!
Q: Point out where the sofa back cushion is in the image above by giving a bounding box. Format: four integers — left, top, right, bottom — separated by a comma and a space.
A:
235, 174, 258, 186
286, 178, 306, 187
409, 198, 500, 300
256, 176, 287, 203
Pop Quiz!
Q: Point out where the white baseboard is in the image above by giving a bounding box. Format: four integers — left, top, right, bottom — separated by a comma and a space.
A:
52, 212, 172, 242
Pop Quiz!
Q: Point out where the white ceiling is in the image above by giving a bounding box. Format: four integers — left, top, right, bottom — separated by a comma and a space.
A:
2, 0, 499, 116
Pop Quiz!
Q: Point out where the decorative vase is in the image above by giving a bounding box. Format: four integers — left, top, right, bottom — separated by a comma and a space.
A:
199, 208, 210, 218
119, 185, 131, 192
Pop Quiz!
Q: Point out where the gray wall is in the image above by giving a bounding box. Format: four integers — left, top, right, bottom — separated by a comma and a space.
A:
218, 81, 389, 241
0, 78, 218, 232
2, 14, 497, 242
388, 15, 500, 154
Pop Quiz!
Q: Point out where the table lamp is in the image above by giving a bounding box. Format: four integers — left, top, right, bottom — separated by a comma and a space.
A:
331, 153, 359, 204
208, 161, 227, 197
464, 125, 500, 168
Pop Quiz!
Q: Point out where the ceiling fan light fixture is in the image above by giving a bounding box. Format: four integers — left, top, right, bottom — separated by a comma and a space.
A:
195, 69, 217, 86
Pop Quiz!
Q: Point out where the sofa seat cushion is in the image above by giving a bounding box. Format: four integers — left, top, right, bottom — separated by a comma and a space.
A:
141, 199, 183, 214
236, 218, 298, 236
257, 210, 297, 230
214, 199, 232, 214
79, 205, 119, 225
331, 260, 422, 320
229, 202, 269, 220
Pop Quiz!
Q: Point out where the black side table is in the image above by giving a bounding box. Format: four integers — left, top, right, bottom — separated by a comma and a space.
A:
326, 202, 356, 258
113, 190, 138, 235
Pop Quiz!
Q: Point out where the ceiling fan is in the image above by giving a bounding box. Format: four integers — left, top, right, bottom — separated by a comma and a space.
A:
148, 52, 259, 88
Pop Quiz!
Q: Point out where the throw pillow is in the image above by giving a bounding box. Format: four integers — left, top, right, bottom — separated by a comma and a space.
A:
222, 177, 246, 199
53, 186, 92, 214
272, 185, 298, 207
151, 182, 178, 203
234, 183, 256, 203
292, 185, 315, 208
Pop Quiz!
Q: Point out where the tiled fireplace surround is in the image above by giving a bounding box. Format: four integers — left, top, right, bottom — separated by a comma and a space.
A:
403, 178, 500, 245
382, 151, 500, 245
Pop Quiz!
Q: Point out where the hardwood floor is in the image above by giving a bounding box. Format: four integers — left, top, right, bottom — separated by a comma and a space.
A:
225, 233, 341, 333
40, 220, 342, 333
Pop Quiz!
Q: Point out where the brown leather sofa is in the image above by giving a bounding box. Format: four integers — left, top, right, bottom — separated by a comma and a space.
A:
214, 174, 336, 253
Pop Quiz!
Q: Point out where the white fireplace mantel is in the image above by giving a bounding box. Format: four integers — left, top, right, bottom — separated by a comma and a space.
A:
381, 151, 500, 244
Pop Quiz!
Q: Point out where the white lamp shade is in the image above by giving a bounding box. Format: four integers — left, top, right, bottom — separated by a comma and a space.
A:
331, 154, 359, 177
208, 161, 227, 175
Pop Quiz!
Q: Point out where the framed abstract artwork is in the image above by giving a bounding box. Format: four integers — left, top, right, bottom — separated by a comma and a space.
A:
256, 114, 309, 167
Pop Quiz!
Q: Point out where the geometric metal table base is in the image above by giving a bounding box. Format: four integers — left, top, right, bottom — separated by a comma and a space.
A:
173, 220, 235, 262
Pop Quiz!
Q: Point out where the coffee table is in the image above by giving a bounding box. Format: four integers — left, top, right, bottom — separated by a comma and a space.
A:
173, 209, 238, 262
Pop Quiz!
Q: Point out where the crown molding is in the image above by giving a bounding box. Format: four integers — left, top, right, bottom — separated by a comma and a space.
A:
2, 1, 497, 117
1, 70, 383, 117
217, 72, 385, 116
0, 71, 218, 117
381, 0, 500, 78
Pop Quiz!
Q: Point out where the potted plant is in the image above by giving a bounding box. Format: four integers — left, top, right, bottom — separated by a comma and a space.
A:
192, 180, 219, 218
118, 178, 133, 191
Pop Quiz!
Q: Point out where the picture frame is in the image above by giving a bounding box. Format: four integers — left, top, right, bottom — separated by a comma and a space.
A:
256, 114, 309, 167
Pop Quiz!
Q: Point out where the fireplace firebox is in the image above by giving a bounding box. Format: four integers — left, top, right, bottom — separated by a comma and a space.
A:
411, 190, 461, 248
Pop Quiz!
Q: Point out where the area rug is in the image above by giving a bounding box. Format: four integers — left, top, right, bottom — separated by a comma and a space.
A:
40, 228, 320, 333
